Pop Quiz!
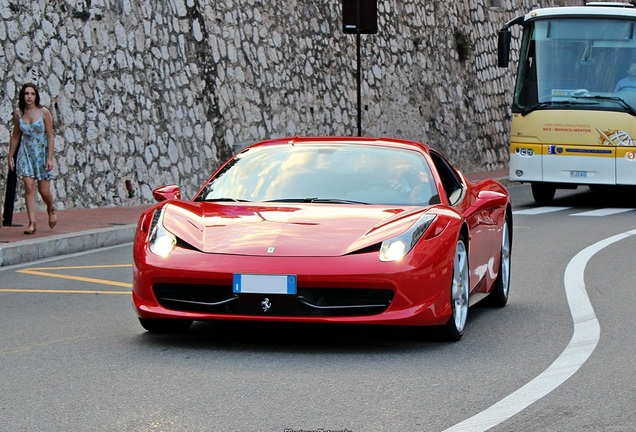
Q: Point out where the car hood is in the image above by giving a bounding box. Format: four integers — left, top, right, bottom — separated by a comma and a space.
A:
161, 201, 428, 257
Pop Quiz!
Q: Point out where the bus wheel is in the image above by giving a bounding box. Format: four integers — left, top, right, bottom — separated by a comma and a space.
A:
531, 183, 556, 203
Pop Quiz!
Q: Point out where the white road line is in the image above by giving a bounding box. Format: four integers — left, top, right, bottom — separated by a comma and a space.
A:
571, 208, 634, 217
513, 206, 573, 215
443, 229, 636, 432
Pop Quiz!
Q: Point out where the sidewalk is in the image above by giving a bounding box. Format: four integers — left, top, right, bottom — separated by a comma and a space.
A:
0, 205, 148, 266
0, 169, 509, 267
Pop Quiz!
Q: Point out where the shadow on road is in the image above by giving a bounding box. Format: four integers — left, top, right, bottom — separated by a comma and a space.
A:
549, 185, 636, 208
133, 320, 463, 353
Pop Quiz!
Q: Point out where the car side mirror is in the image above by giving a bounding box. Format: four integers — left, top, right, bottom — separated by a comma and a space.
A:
152, 185, 181, 202
475, 190, 508, 209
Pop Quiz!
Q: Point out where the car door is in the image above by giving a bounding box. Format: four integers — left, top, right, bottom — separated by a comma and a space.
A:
429, 150, 496, 292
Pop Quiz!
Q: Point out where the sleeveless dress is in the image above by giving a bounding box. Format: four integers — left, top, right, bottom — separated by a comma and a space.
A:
16, 109, 54, 180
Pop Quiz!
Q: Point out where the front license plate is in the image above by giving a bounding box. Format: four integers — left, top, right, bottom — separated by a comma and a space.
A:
570, 170, 587, 178
232, 274, 297, 294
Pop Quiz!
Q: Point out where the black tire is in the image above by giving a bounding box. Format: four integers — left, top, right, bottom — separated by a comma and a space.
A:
139, 317, 193, 333
531, 182, 556, 203
485, 213, 512, 307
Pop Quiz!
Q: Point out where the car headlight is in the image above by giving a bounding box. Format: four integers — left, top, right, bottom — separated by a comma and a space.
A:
148, 207, 177, 257
379, 213, 436, 262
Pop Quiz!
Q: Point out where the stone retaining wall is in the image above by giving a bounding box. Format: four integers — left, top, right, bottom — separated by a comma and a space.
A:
0, 0, 577, 211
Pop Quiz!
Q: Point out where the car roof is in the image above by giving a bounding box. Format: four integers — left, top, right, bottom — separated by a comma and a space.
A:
241, 136, 433, 154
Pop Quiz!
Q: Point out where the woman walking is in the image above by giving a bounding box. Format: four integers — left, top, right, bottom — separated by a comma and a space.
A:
7, 83, 57, 234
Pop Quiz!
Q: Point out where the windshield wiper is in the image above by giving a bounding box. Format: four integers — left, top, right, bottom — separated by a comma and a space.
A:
520, 100, 592, 116
202, 197, 249, 202
572, 95, 636, 116
308, 198, 369, 205
263, 198, 314, 203
264, 198, 369, 204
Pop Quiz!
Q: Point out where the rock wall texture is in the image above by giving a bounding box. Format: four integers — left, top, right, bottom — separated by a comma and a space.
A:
0, 0, 578, 210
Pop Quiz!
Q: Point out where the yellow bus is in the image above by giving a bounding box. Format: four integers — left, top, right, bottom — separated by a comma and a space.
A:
498, 2, 636, 202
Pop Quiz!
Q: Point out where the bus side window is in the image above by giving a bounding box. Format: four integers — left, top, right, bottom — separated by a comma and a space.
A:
518, 53, 538, 106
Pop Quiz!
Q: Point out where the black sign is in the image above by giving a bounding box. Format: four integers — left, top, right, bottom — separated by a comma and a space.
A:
342, 0, 377, 34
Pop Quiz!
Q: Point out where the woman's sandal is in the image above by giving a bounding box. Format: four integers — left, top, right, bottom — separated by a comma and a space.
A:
48, 208, 57, 229
24, 222, 37, 235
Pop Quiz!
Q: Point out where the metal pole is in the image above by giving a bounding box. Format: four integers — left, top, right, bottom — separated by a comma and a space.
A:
356, 31, 362, 137
2, 151, 19, 226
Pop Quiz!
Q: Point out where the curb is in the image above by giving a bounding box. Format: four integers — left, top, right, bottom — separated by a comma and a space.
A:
0, 224, 136, 267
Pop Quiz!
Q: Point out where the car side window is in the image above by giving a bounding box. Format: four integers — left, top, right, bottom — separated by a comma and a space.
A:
429, 151, 464, 206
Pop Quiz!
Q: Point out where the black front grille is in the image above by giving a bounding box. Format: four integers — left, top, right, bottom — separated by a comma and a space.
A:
153, 283, 393, 317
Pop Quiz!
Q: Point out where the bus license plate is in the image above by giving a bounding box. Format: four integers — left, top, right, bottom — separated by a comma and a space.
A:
570, 171, 587, 178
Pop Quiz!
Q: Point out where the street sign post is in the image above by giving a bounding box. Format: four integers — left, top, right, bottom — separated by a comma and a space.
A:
342, 0, 377, 137
2, 151, 19, 227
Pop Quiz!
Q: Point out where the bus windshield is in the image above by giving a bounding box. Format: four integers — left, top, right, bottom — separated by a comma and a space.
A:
514, 17, 636, 115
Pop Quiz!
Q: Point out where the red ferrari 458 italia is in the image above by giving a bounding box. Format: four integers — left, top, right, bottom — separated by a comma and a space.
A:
132, 137, 512, 340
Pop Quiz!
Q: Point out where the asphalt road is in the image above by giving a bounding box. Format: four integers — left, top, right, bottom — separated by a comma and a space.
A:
1, 183, 634, 431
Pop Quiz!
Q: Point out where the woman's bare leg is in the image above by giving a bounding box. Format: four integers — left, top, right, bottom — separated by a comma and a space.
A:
38, 179, 57, 228
38, 179, 55, 210
23, 177, 37, 232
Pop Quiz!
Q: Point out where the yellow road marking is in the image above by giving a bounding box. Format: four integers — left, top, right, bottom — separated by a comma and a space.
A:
3, 264, 134, 292
15, 264, 133, 288
20, 264, 132, 271
17, 269, 132, 288
0, 288, 130, 295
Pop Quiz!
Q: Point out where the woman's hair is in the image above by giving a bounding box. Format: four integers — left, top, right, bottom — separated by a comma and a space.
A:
18, 82, 41, 112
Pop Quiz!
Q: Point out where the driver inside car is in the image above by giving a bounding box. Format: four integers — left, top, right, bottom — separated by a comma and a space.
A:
614, 62, 636, 92
388, 166, 435, 205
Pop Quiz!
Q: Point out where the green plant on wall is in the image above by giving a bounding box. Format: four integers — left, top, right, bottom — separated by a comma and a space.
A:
454, 29, 473, 63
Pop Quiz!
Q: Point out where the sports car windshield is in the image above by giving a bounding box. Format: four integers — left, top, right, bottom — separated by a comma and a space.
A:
195, 143, 438, 206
